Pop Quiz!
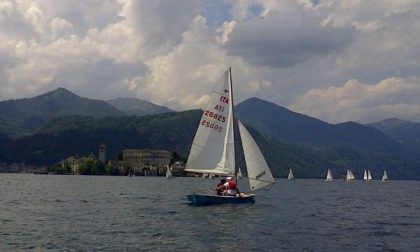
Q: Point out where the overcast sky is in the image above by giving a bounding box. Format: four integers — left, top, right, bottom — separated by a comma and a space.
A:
1, 0, 420, 123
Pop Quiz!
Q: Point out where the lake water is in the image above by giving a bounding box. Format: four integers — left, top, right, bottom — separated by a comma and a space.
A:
1, 174, 419, 251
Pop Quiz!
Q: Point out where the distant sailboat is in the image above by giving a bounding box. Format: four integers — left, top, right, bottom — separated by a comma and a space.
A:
363, 170, 368, 181
382, 170, 389, 181
166, 165, 174, 179
288, 169, 294, 180
346, 169, 355, 181
367, 170, 372, 181
325, 169, 333, 181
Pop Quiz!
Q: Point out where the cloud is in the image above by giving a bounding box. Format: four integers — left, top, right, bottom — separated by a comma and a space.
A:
291, 77, 420, 123
224, 1, 355, 67
1, 0, 420, 124
120, 0, 201, 59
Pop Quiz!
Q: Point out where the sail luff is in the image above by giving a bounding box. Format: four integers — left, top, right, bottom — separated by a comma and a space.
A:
228, 67, 236, 180
217, 67, 236, 176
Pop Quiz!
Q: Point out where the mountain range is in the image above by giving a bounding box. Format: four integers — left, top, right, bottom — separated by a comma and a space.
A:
1, 88, 420, 179
0, 88, 172, 136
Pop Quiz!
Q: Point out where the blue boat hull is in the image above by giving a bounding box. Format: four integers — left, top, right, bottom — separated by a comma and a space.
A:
187, 193, 255, 206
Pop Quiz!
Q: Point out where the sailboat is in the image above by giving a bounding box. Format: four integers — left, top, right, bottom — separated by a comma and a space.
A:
382, 170, 389, 181
287, 169, 294, 180
166, 165, 174, 179
346, 169, 355, 181
367, 170, 372, 181
185, 68, 275, 206
363, 170, 367, 181
325, 169, 333, 181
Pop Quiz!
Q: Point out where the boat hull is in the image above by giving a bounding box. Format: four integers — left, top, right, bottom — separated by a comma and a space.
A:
187, 193, 255, 206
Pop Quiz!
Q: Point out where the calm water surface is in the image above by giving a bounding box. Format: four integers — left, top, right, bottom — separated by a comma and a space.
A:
1, 174, 419, 251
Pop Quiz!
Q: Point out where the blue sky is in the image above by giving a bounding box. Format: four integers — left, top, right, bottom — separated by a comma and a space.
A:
1, 0, 420, 123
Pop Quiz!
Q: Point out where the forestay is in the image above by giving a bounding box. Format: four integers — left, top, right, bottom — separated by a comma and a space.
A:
185, 69, 235, 176
238, 120, 275, 191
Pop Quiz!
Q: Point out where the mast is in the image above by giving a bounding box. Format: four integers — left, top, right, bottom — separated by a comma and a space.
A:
229, 67, 238, 180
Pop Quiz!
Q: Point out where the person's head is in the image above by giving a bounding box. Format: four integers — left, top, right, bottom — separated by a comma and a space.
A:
220, 178, 226, 183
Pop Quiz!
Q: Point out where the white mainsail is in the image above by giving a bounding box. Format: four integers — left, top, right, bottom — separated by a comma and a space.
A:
288, 169, 294, 180
350, 170, 355, 180
382, 170, 389, 181
185, 69, 235, 176
367, 170, 372, 181
363, 170, 368, 181
326, 169, 333, 181
238, 120, 275, 191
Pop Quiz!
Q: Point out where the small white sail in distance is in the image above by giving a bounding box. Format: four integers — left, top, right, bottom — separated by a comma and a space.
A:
367, 170, 372, 181
382, 170, 389, 181
166, 165, 173, 177
238, 120, 275, 191
346, 169, 355, 180
349, 170, 355, 180
326, 169, 333, 181
363, 170, 368, 181
288, 169, 294, 180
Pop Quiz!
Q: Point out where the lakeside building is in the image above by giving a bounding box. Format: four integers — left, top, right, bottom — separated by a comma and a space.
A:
121, 149, 171, 176
60, 153, 96, 174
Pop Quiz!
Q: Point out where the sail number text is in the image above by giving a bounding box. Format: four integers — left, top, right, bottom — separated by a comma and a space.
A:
201, 119, 223, 132
204, 110, 226, 122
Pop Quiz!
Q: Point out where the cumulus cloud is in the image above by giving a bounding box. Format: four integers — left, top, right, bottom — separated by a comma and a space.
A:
224, 1, 356, 67
291, 77, 420, 123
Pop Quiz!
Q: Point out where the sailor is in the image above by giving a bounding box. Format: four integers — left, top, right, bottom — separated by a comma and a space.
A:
224, 177, 240, 196
215, 178, 226, 195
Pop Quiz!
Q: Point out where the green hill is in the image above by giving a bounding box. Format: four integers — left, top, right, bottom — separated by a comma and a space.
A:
107, 98, 173, 116
0, 88, 125, 136
0, 110, 419, 179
